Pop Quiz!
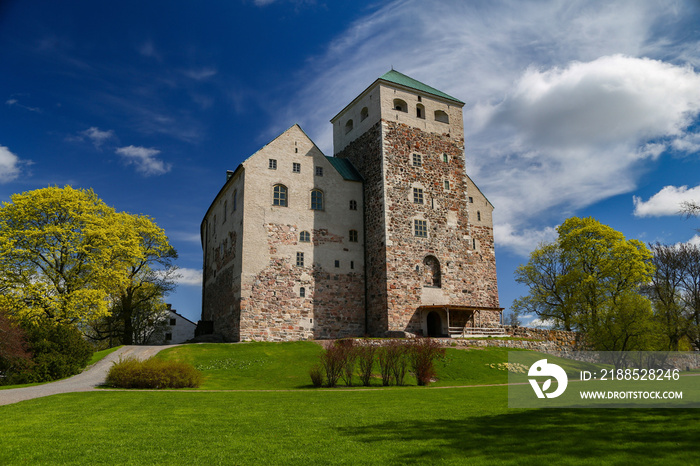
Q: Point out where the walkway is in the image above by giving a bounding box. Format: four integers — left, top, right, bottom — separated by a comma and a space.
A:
0, 345, 173, 406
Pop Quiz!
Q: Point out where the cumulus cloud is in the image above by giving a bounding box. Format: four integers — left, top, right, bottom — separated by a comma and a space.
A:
267, 0, 700, 256
115, 145, 171, 176
633, 185, 700, 217
174, 268, 203, 286
494, 224, 558, 257
81, 127, 115, 148
0, 145, 23, 183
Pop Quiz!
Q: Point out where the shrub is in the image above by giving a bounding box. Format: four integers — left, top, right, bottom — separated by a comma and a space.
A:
4, 318, 94, 385
106, 357, 202, 389
409, 337, 446, 386
376, 345, 393, 386
309, 364, 323, 387
338, 339, 357, 387
0, 311, 32, 384
387, 340, 409, 386
319, 341, 345, 388
356, 341, 376, 387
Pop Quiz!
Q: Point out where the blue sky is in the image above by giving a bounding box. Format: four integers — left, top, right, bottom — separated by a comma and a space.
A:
2, 0, 700, 326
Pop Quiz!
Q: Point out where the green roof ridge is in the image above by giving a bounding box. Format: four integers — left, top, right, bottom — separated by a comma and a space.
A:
325, 156, 363, 182
379, 70, 463, 104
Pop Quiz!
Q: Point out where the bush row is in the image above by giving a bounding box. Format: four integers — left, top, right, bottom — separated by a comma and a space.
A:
311, 338, 445, 388
106, 357, 202, 389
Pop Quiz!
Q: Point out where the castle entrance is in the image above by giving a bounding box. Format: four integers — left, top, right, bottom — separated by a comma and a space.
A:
426, 311, 443, 337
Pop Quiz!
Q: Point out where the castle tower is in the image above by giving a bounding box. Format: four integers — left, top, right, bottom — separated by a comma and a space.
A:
331, 70, 500, 337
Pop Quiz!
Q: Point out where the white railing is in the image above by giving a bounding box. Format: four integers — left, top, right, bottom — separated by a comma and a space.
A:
448, 326, 507, 337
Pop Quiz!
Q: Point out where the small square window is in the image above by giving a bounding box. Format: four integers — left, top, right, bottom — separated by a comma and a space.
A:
296, 252, 304, 267
412, 153, 422, 167
469, 197, 474, 203
269, 159, 277, 170
413, 188, 424, 204
299, 231, 310, 242
414, 220, 427, 238
334, 260, 340, 268
293, 162, 301, 173
165, 333, 172, 341
315, 166, 323, 176
170, 318, 176, 326
349, 200, 357, 211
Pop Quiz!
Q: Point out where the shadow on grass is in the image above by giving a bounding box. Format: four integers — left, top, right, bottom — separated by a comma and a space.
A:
336, 408, 698, 463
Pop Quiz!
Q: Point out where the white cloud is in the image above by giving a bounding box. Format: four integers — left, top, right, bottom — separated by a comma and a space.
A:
0, 145, 23, 183
527, 318, 555, 329
115, 145, 171, 176
81, 127, 115, 148
183, 67, 217, 81
688, 235, 700, 247
266, 0, 700, 256
633, 185, 700, 217
174, 268, 203, 286
494, 224, 558, 257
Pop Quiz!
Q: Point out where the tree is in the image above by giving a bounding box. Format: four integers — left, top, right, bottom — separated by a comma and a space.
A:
646, 242, 700, 351
86, 214, 178, 345
0, 186, 176, 335
513, 217, 656, 350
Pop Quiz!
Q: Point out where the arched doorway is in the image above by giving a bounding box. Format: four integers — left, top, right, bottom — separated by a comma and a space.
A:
427, 311, 443, 337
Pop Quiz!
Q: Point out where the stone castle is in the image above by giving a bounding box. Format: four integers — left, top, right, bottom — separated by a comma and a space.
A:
200, 70, 501, 341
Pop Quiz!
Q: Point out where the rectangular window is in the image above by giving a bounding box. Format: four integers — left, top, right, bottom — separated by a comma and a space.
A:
351, 261, 355, 270
469, 197, 474, 203
443, 153, 448, 163
444, 180, 450, 190
412, 153, 422, 167
413, 188, 424, 204
349, 230, 358, 242
165, 333, 172, 341
315, 166, 323, 176
414, 219, 427, 238
269, 159, 277, 170
170, 318, 176, 326
296, 252, 304, 267
349, 200, 357, 210
334, 260, 340, 268
293, 162, 301, 173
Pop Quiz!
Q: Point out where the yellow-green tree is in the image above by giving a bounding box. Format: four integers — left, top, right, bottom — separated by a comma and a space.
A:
513, 217, 657, 350
0, 186, 174, 328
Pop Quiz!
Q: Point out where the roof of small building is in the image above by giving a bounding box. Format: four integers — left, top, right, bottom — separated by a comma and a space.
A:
325, 156, 363, 182
378, 69, 464, 104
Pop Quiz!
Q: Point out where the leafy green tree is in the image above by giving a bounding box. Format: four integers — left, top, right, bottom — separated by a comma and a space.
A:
0, 186, 177, 338
513, 217, 657, 350
86, 214, 178, 345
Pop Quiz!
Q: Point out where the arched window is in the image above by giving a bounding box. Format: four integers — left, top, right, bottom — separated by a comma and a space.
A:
393, 99, 408, 112
344, 119, 353, 134
311, 189, 324, 211
416, 104, 425, 119
300, 287, 306, 298
299, 231, 310, 242
434, 110, 449, 123
423, 255, 441, 287
360, 107, 369, 121
273, 184, 288, 207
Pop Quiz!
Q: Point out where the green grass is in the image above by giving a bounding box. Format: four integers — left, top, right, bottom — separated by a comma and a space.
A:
1, 342, 697, 464
0, 389, 697, 465
156, 341, 323, 389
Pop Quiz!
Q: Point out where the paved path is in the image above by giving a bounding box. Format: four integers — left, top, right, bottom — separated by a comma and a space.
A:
0, 345, 175, 406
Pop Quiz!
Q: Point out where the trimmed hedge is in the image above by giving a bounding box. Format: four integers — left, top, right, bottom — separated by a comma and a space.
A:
106, 357, 202, 389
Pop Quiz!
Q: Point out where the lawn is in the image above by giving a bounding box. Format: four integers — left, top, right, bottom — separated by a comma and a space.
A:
1, 342, 698, 465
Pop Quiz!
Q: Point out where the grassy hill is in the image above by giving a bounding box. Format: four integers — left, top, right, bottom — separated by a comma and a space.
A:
0, 341, 698, 465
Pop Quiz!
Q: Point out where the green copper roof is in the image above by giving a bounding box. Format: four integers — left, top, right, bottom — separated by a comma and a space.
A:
379, 70, 464, 104
325, 156, 363, 182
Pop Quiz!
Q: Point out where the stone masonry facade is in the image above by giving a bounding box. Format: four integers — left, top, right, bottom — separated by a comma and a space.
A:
201, 70, 500, 341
